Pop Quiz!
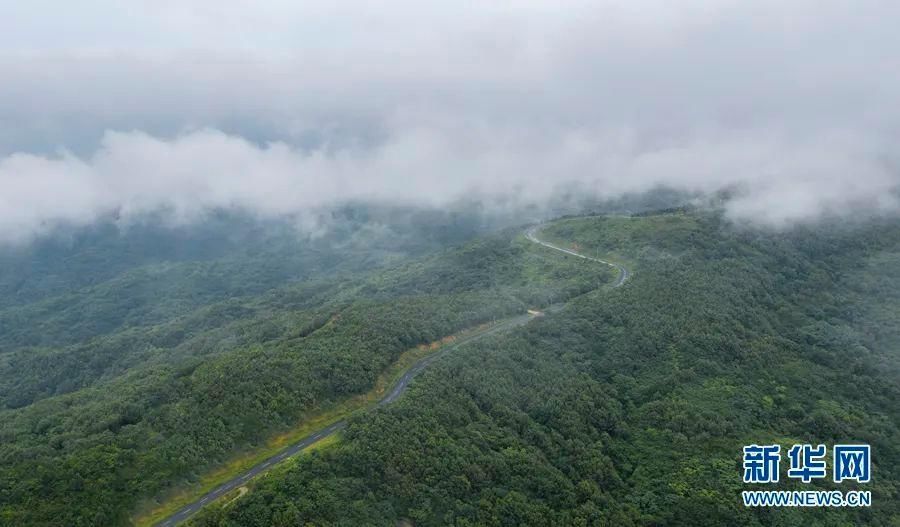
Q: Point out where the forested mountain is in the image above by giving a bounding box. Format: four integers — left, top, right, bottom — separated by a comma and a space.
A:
186, 213, 900, 527
1, 210, 898, 526
0, 208, 611, 526
4, 1, 898, 525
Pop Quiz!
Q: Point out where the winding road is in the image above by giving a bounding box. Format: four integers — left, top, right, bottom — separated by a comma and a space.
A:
525, 224, 630, 286
153, 222, 629, 527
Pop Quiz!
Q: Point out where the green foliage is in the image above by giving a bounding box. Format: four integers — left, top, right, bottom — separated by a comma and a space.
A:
190, 213, 900, 527
0, 218, 608, 526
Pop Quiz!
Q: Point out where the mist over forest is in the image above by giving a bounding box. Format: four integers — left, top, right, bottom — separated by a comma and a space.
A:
2, 1, 900, 244
1, 2, 898, 527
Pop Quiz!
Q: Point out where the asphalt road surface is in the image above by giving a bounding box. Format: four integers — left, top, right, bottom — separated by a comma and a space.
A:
154, 223, 629, 527
525, 224, 630, 287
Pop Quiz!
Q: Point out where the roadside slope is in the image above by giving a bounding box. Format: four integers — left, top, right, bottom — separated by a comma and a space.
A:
153, 222, 630, 526
185, 212, 900, 527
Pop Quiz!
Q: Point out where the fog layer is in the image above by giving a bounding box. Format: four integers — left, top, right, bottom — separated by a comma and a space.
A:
1, 1, 899, 241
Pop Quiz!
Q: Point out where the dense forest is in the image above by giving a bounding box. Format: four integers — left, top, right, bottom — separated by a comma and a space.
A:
0, 208, 611, 526
1, 209, 898, 526
186, 213, 900, 526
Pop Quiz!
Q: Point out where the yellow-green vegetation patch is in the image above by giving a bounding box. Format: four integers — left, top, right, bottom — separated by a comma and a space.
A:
515, 233, 617, 295
538, 212, 700, 270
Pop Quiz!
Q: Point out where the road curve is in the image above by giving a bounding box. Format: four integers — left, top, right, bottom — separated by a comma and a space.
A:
525, 224, 630, 287
153, 223, 627, 527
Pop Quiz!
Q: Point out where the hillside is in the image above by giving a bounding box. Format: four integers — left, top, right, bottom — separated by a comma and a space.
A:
187, 212, 900, 527
0, 214, 611, 526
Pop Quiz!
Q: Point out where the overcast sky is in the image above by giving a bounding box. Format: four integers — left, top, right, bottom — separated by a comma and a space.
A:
1, 0, 899, 242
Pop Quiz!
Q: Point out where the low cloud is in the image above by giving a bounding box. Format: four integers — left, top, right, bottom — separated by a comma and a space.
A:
1, 0, 899, 242
3, 126, 897, 242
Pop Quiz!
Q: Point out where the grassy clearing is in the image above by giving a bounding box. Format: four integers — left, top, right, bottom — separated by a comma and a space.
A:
538, 213, 700, 270
513, 232, 618, 299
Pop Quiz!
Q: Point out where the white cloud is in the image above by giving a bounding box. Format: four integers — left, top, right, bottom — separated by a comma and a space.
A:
0, 0, 898, 241
1, 124, 896, 242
